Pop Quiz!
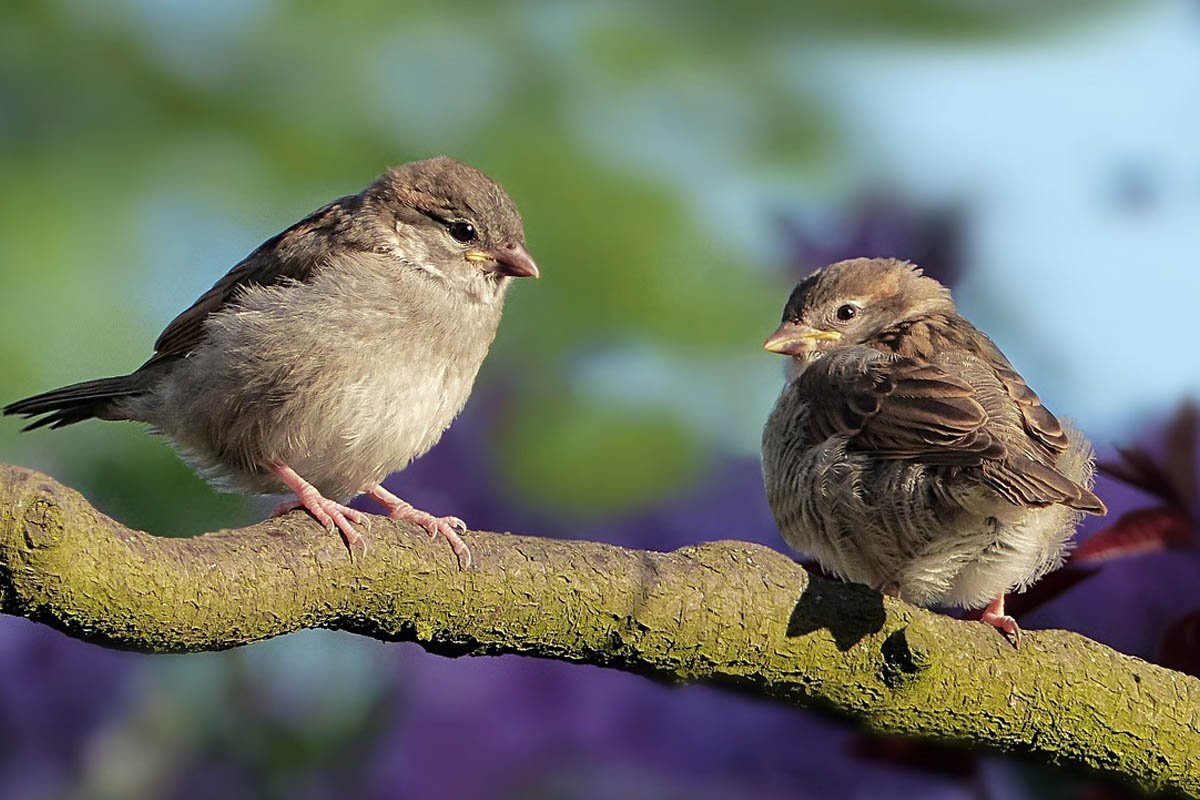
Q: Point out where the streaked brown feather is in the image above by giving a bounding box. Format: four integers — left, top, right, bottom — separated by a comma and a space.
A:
882, 315, 1096, 510
891, 314, 1070, 457
993, 364, 1070, 455
983, 455, 1105, 513
798, 351, 1005, 464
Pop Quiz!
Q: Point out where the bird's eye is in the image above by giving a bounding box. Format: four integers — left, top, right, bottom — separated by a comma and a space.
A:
447, 220, 477, 243
835, 304, 858, 322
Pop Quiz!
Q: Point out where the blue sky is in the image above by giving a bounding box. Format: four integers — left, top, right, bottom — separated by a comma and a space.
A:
803, 1, 1200, 438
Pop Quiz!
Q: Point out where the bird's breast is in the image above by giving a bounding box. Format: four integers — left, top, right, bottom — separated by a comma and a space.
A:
154, 262, 502, 498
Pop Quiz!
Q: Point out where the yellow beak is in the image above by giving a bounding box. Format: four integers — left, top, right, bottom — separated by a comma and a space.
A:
763, 322, 841, 355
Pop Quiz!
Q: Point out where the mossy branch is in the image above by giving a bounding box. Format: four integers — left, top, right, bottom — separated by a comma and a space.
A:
1, 464, 1197, 796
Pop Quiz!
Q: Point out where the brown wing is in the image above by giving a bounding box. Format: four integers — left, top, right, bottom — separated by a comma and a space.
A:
797, 349, 1006, 465
141, 195, 361, 369
799, 348, 1104, 512
936, 318, 1070, 457
935, 345, 1104, 513
992, 362, 1070, 456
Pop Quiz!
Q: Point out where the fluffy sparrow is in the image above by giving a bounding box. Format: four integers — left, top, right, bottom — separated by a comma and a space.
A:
5, 156, 539, 566
761, 258, 1104, 645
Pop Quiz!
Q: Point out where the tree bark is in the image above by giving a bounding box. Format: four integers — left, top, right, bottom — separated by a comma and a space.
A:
1, 464, 1197, 796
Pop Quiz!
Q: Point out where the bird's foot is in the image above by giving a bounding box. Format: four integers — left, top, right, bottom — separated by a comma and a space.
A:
980, 595, 1022, 649
273, 465, 368, 558
367, 484, 471, 569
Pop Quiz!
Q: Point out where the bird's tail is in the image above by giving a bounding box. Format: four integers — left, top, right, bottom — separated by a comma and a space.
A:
4, 375, 142, 430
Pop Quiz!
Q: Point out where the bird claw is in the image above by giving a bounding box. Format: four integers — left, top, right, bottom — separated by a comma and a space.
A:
980, 610, 1022, 649
390, 508, 472, 569
272, 466, 369, 560
288, 499, 367, 558
364, 484, 471, 569
313, 499, 368, 559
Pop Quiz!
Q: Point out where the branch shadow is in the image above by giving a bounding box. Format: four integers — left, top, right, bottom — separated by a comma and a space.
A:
787, 575, 886, 652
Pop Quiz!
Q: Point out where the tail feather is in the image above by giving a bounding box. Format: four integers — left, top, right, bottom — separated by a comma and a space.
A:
4, 376, 141, 430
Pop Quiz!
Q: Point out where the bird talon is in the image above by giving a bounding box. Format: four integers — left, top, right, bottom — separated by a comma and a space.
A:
980, 596, 1022, 649
365, 484, 471, 568
981, 612, 1022, 648
273, 466, 368, 559
870, 578, 901, 598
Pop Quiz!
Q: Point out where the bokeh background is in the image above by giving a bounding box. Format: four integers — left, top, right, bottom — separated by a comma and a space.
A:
2, 2, 1199, 798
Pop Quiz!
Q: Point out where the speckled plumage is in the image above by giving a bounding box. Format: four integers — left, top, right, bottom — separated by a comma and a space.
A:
761, 258, 1104, 620
6, 157, 537, 562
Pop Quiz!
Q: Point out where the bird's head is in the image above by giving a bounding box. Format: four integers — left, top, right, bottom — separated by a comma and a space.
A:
368, 156, 538, 294
764, 258, 955, 360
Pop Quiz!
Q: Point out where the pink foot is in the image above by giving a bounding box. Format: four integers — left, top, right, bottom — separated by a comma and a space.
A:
980, 595, 1022, 649
367, 484, 471, 568
273, 465, 368, 558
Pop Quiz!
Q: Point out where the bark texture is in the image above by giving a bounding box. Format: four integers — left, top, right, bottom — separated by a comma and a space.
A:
1, 464, 1197, 796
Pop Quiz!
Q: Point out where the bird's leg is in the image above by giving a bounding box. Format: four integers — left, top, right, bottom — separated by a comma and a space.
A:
272, 464, 368, 557
366, 483, 471, 569
980, 595, 1022, 649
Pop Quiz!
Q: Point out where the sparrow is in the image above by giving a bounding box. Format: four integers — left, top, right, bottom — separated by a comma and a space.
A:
5, 156, 539, 567
760, 258, 1105, 646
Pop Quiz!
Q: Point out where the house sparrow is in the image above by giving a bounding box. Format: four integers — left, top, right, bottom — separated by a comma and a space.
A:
5, 156, 539, 567
760, 258, 1104, 646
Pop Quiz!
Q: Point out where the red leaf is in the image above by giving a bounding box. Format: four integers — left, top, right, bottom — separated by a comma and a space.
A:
1071, 507, 1196, 565
1159, 609, 1200, 677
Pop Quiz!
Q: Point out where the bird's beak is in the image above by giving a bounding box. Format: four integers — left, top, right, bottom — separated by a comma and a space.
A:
763, 321, 841, 356
466, 243, 540, 279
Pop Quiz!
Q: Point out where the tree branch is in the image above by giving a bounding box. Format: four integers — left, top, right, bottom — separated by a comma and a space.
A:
1, 464, 1197, 795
